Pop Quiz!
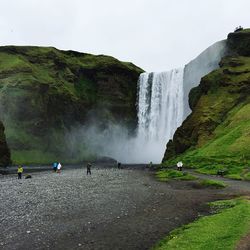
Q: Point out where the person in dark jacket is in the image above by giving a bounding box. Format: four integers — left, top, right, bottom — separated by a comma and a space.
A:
87, 163, 92, 175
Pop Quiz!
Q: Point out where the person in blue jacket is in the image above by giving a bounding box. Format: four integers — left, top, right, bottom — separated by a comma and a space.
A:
53, 162, 58, 172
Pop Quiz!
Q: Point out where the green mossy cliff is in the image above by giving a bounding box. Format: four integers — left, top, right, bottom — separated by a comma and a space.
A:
0, 46, 143, 164
163, 29, 250, 179
0, 121, 11, 167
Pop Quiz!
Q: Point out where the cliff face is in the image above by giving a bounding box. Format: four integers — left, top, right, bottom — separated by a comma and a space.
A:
163, 29, 250, 179
0, 121, 11, 167
0, 46, 143, 164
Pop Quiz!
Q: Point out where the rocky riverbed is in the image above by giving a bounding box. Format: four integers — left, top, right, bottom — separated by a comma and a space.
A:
0, 167, 245, 250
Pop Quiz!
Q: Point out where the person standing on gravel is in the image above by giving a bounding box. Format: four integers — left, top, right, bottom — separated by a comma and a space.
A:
17, 165, 23, 179
53, 162, 58, 172
87, 162, 92, 175
57, 162, 62, 173
117, 162, 121, 169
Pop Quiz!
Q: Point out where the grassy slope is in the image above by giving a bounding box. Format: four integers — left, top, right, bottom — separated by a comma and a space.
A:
153, 198, 250, 250
0, 46, 143, 164
163, 55, 250, 180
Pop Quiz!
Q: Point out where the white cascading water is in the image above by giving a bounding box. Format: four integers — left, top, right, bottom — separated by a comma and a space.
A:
136, 69, 184, 163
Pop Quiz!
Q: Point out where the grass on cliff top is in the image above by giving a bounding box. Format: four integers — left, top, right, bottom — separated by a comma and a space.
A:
0, 46, 143, 73
152, 198, 250, 250
0, 52, 29, 71
0, 46, 143, 101
236, 28, 250, 33
156, 169, 197, 182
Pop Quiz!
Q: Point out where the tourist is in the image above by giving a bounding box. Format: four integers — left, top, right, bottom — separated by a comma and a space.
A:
149, 161, 153, 168
17, 165, 23, 179
87, 162, 92, 175
177, 161, 183, 171
57, 162, 62, 173
53, 162, 58, 172
235, 26, 243, 32
117, 162, 121, 169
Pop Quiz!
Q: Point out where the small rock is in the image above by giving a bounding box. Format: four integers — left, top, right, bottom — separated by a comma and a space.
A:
78, 243, 82, 246
26, 231, 31, 234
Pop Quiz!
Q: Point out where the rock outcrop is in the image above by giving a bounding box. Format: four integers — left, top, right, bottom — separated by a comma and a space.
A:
0, 121, 11, 167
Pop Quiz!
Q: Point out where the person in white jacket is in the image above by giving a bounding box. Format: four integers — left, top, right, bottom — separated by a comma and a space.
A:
177, 161, 183, 171
57, 162, 62, 173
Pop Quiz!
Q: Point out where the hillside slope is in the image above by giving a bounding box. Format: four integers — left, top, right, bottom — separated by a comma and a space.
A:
0, 46, 143, 164
163, 29, 250, 180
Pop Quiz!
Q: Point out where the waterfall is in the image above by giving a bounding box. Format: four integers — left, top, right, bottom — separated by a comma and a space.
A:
136, 69, 184, 163
135, 40, 227, 164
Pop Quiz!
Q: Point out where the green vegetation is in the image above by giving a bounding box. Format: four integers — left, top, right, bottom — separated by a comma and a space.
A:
198, 179, 227, 188
152, 198, 250, 250
226, 174, 244, 180
156, 169, 197, 182
0, 46, 143, 164
163, 30, 250, 180
244, 172, 250, 181
12, 150, 58, 165
11, 149, 96, 165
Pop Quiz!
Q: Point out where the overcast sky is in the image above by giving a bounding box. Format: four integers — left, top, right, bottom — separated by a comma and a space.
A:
1, 0, 249, 71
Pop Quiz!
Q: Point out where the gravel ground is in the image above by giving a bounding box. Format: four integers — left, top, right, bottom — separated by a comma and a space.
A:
0, 167, 248, 250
